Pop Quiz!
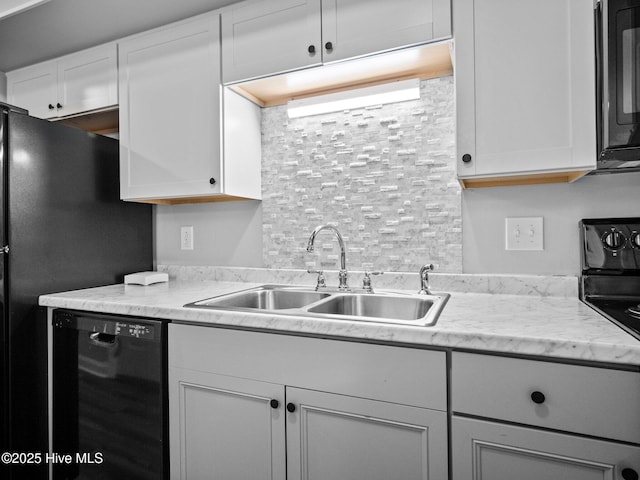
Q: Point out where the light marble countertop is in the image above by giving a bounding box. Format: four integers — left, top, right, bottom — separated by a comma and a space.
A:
39, 266, 640, 367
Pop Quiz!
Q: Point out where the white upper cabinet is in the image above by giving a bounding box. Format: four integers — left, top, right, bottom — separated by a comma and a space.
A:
222, 0, 452, 84
6, 62, 56, 119
7, 43, 117, 120
56, 45, 118, 117
454, 0, 597, 188
222, 0, 322, 83
321, 0, 451, 63
119, 13, 261, 203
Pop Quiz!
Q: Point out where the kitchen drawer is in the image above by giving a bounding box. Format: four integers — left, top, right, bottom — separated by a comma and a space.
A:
451, 352, 640, 444
169, 323, 447, 411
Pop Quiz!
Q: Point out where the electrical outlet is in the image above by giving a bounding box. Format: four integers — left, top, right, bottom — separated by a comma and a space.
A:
180, 226, 194, 250
505, 217, 543, 251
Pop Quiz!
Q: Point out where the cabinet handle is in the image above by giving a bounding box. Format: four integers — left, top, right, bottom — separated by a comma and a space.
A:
48, 104, 55, 110
530, 391, 546, 404
209, 177, 216, 185
462, 153, 472, 163
270, 399, 279, 409
286, 402, 296, 413
308, 45, 316, 54
56, 103, 62, 109
622, 468, 639, 480
325, 41, 333, 52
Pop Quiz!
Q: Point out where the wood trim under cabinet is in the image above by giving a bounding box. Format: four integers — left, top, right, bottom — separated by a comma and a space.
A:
53, 107, 119, 135
458, 169, 591, 189
131, 194, 260, 205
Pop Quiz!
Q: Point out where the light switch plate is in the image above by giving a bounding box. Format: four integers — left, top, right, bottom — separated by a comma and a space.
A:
505, 217, 543, 251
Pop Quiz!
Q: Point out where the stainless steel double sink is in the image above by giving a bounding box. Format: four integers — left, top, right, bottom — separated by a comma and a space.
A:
185, 285, 449, 327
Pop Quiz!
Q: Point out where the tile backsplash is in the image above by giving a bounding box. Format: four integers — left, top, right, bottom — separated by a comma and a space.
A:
261, 76, 461, 273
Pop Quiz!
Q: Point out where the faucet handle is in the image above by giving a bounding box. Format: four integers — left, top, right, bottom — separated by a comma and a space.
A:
362, 271, 384, 293
307, 268, 326, 290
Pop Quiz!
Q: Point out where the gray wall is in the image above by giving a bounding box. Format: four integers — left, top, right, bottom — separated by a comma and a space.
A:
0, 71, 6, 102
155, 200, 263, 267
463, 171, 640, 275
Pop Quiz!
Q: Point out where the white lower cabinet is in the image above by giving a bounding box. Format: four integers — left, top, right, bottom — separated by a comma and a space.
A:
168, 324, 448, 479
452, 417, 640, 480
170, 369, 286, 479
451, 352, 640, 479
286, 387, 446, 480
170, 328, 640, 479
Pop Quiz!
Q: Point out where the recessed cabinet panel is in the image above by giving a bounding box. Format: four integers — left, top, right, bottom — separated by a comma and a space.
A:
169, 368, 286, 480
119, 14, 222, 201
321, 0, 447, 64
57, 44, 117, 117
7, 62, 58, 119
287, 388, 448, 480
222, 0, 322, 83
452, 417, 640, 480
455, 0, 596, 184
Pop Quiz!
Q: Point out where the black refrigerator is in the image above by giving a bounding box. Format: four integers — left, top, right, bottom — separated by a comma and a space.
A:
0, 103, 153, 479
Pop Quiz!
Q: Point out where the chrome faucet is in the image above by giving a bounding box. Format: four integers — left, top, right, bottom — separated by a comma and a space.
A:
418, 264, 434, 295
306, 225, 349, 290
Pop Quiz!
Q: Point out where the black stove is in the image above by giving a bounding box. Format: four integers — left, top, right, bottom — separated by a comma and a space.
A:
580, 218, 640, 340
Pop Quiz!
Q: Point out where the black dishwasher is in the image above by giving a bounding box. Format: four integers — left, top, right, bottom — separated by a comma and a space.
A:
52, 309, 168, 480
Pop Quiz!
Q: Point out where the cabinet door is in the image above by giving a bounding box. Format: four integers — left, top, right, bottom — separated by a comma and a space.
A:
169, 367, 286, 480
6, 61, 57, 119
455, 0, 596, 180
286, 387, 448, 480
452, 417, 640, 480
321, 0, 450, 64
119, 13, 222, 201
221, 0, 322, 83
57, 43, 118, 117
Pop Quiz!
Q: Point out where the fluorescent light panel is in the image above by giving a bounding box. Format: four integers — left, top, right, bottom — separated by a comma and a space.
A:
287, 78, 421, 119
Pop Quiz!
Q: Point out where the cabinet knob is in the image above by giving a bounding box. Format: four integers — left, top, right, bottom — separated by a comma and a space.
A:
622, 468, 639, 480
56, 103, 62, 109
270, 399, 279, 409
209, 177, 216, 185
530, 391, 546, 404
308, 45, 316, 54
286, 402, 296, 413
462, 153, 472, 163
325, 41, 333, 52
48, 104, 55, 110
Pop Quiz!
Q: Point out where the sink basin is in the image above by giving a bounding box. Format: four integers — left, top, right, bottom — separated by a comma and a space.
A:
307, 294, 436, 322
185, 284, 449, 327
187, 285, 330, 310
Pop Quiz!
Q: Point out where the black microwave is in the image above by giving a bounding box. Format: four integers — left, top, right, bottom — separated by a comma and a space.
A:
596, 0, 640, 172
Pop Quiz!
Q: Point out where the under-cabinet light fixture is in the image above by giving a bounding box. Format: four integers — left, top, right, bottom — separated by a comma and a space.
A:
286, 78, 421, 119
0, 0, 51, 20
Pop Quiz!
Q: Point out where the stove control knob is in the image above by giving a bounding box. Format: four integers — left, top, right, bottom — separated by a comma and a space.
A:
602, 230, 625, 250
631, 231, 640, 249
